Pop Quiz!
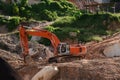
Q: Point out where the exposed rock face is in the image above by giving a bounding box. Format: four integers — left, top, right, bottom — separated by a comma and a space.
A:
0, 49, 23, 69
0, 33, 53, 59
0, 34, 19, 53
28, 42, 54, 60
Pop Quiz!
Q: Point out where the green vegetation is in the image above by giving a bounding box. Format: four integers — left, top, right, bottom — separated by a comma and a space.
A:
0, 0, 120, 42
0, 0, 80, 31
49, 13, 120, 42
0, 16, 24, 31
0, 0, 78, 21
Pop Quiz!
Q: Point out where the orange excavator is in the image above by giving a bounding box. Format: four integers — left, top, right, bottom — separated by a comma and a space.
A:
19, 25, 87, 62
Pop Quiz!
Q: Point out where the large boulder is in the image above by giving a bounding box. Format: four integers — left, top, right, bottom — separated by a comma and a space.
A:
103, 42, 120, 57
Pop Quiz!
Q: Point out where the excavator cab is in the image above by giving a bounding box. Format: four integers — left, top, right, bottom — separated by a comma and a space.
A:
57, 43, 70, 55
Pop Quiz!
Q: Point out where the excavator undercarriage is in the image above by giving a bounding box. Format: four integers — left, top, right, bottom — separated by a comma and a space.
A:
48, 54, 85, 63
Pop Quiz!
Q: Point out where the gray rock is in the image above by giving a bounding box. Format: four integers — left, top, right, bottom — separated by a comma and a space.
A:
103, 42, 120, 57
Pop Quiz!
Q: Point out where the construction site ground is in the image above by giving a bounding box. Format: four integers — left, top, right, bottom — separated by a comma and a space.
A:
1, 26, 120, 80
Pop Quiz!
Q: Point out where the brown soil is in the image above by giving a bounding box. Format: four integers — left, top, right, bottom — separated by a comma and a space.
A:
1, 25, 120, 80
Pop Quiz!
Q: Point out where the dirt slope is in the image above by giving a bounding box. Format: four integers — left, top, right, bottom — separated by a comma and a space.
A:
0, 29, 120, 79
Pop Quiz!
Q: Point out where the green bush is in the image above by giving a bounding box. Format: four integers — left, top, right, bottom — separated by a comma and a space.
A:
49, 1, 63, 11
2, 4, 13, 15
20, 0, 28, 7
31, 1, 60, 20
52, 16, 76, 27
0, 15, 22, 31
45, 26, 80, 41
30, 0, 79, 20
7, 17, 20, 31
40, 10, 58, 21
31, 2, 46, 13
0, 16, 8, 24
45, 26, 59, 32
12, 3, 19, 15
0, 0, 79, 21
19, 0, 32, 18
52, 13, 120, 42
19, 7, 32, 18
0, 2, 18, 15
45, 26, 66, 40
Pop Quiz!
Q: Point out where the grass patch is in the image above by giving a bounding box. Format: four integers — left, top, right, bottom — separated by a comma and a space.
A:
0, 15, 25, 31
51, 13, 120, 42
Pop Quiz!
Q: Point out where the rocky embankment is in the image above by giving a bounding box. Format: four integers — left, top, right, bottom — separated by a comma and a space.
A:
0, 22, 120, 80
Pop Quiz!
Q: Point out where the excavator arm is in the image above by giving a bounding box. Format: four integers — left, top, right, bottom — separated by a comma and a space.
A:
19, 25, 60, 56
19, 25, 87, 60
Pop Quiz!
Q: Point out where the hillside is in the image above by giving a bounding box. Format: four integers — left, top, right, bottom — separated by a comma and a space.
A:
0, 0, 120, 80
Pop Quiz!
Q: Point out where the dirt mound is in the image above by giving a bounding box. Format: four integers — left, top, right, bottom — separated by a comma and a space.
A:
0, 32, 120, 80
52, 58, 120, 80
0, 49, 24, 69
85, 32, 120, 59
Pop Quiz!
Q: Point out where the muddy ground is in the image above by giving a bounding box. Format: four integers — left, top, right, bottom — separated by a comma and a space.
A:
1, 25, 120, 80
